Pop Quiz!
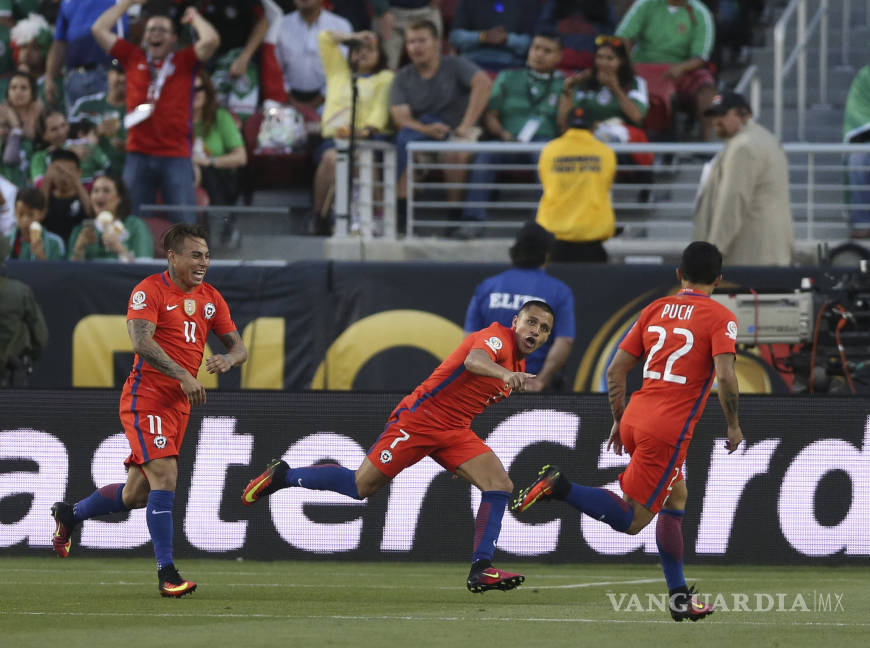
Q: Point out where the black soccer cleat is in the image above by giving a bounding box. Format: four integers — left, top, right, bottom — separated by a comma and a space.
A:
670, 585, 714, 622
242, 458, 289, 506
158, 563, 197, 598
511, 465, 568, 513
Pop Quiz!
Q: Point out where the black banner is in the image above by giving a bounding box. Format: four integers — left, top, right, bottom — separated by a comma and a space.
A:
1, 390, 867, 564
6, 260, 828, 393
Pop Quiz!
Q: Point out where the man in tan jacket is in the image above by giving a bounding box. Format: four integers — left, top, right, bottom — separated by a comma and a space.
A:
693, 92, 793, 265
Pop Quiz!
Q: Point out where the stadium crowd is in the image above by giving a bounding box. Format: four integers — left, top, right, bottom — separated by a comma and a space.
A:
0, 0, 769, 258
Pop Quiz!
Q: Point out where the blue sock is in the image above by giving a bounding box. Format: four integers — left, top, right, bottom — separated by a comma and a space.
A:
73, 483, 127, 522
286, 464, 361, 500
564, 484, 634, 532
656, 509, 686, 590
146, 490, 175, 569
471, 490, 509, 564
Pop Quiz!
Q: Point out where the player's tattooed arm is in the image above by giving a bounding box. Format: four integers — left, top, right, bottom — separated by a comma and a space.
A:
219, 330, 247, 366
714, 353, 740, 427
205, 330, 248, 374
127, 319, 189, 380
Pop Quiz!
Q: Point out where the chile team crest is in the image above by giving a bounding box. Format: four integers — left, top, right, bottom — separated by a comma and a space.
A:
184, 299, 196, 316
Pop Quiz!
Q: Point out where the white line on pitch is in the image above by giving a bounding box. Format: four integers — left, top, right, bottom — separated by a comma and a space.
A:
1, 611, 868, 628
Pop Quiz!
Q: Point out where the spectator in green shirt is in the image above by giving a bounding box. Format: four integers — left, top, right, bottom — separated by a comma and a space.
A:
5, 186, 66, 261
460, 32, 564, 233
616, 0, 717, 139
68, 175, 153, 262
558, 35, 648, 131
191, 68, 248, 246
66, 118, 111, 184
68, 59, 127, 175
557, 35, 654, 185
29, 109, 69, 183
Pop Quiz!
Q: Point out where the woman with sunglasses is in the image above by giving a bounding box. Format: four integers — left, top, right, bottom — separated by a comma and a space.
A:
559, 35, 654, 196
557, 35, 647, 133
191, 69, 247, 245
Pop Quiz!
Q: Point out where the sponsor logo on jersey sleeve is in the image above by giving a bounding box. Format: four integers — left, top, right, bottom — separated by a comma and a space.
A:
726, 321, 738, 340
485, 336, 504, 353
130, 290, 147, 310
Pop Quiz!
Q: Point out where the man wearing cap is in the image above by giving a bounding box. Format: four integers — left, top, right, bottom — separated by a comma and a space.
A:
535, 107, 617, 262
465, 221, 575, 391
693, 91, 793, 266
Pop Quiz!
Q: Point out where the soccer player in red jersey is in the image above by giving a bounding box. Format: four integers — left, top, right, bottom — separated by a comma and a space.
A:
51, 224, 247, 597
513, 242, 743, 621
242, 300, 555, 592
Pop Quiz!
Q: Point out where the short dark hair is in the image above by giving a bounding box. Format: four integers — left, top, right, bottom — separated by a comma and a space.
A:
145, 13, 176, 33
679, 241, 723, 284
407, 19, 439, 39
163, 223, 209, 255
533, 31, 562, 48
519, 299, 555, 322
510, 222, 554, 268
69, 118, 96, 139
50, 148, 81, 168
16, 186, 45, 211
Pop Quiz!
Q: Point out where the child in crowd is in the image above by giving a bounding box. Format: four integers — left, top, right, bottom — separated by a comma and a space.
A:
6, 186, 66, 260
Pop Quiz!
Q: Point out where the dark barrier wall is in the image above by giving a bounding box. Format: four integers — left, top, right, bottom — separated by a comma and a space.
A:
6, 261, 825, 393
2, 390, 867, 564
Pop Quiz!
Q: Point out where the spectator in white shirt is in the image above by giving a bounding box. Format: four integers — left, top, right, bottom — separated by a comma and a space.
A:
276, 0, 352, 109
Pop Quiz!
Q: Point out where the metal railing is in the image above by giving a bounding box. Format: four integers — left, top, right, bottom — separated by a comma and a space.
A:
403, 139, 870, 241
773, 0, 830, 140
333, 140, 397, 239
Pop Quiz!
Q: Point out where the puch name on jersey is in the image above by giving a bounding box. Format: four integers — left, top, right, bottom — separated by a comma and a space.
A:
660, 303, 695, 321
488, 292, 544, 310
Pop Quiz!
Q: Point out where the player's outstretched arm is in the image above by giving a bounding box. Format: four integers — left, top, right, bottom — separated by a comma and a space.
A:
464, 348, 535, 392
205, 330, 248, 374
714, 352, 743, 453
128, 319, 206, 405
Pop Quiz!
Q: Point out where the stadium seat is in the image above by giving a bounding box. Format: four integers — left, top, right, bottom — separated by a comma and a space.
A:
143, 216, 174, 258
240, 110, 315, 193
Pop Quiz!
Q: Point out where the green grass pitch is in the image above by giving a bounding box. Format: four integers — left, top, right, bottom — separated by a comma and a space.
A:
2, 557, 868, 647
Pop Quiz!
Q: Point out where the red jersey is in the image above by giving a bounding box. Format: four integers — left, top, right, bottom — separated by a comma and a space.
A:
110, 39, 200, 157
391, 322, 525, 430
123, 271, 236, 412
619, 289, 737, 444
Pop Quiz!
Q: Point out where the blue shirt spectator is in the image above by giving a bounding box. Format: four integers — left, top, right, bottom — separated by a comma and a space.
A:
448, 0, 541, 73
465, 222, 575, 390
46, 0, 130, 110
